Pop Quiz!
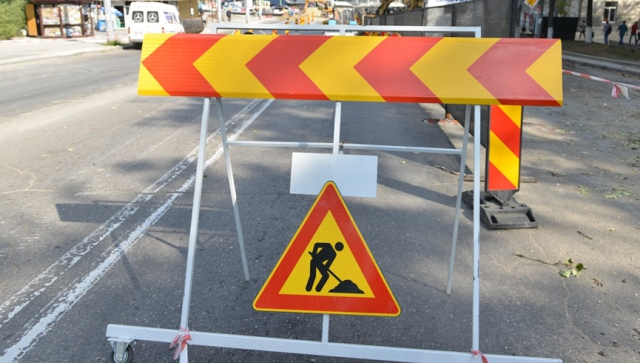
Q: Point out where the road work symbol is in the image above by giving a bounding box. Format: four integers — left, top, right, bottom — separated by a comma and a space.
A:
253, 181, 400, 316
306, 242, 364, 294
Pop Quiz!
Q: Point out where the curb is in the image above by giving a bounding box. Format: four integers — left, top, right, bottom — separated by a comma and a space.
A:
563, 51, 640, 77
0, 45, 125, 66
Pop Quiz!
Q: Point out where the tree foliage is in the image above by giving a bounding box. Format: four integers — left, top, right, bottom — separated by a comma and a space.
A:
0, 0, 27, 40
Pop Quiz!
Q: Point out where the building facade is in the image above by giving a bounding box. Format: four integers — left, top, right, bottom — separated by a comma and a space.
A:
561, 0, 639, 26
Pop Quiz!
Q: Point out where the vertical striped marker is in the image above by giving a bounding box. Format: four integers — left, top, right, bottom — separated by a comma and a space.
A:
486, 105, 522, 193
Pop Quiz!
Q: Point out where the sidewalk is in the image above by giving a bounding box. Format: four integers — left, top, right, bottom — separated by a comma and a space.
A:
564, 30, 640, 77
0, 16, 282, 66
0, 28, 131, 66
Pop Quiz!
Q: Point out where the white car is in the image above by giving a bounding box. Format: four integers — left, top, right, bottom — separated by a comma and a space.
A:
128, 2, 185, 50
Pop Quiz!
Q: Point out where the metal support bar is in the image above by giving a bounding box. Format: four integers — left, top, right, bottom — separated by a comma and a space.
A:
333, 102, 342, 155
106, 325, 561, 363
216, 98, 250, 281
210, 23, 481, 35
446, 105, 471, 294
472, 105, 481, 352
322, 314, 330, 344
225, 140, 463, 155
177, 97, 212, 361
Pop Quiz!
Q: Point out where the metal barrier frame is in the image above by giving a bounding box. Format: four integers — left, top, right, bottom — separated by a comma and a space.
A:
106, 24, 562, 363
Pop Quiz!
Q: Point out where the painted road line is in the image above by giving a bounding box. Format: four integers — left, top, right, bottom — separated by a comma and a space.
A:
0, 98, 264, 329
0, 99, 272, 361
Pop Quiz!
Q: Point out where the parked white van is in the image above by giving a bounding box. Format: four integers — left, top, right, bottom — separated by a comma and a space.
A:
127, 2, 185, 49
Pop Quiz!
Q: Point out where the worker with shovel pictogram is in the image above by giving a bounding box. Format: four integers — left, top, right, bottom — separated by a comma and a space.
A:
306, 241, 364, 294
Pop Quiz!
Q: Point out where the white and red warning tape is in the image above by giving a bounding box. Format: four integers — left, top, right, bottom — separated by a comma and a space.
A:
563, 69, 640, 99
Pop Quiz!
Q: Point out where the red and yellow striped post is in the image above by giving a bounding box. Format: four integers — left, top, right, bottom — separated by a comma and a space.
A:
487, 105, 522, 196
477, 105, 537, 229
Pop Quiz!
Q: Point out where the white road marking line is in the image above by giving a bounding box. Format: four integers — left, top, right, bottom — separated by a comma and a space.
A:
1, 99, 272, 362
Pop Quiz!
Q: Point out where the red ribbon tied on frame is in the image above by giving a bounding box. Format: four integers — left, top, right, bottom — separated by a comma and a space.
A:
471, 349, 489, 363
170, 326, 192, 360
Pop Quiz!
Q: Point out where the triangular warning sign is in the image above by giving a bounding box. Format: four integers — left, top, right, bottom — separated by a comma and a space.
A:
254, 181, 400, 316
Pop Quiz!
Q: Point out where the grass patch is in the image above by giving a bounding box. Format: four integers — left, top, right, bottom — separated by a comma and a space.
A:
562, 40, 640, 64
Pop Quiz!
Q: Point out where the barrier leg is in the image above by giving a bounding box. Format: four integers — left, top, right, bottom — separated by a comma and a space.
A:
332, 102, 342, 155
471, 104, 481, 352
216, 98, 250, 281
178, 97, 213, 362
446, 105, 471, 294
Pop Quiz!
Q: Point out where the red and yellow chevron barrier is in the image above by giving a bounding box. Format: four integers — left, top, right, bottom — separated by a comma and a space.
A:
138, 34, 563, 106
487, 105, 522, 191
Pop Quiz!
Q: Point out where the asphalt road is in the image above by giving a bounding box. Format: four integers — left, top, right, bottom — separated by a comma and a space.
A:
0, 48, 471, 362
1, 48, 639, 363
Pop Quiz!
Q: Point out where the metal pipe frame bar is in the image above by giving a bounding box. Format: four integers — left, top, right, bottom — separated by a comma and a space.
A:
176, 98, 212, 361
322, 314, 330, 344
216, 98, 250, 282
333, 102, 342, 155
471, 105, 481, 352
446, 105, 471, 295
225, 140, 463, 155
210, 23, 481, 35
106, 324, 561, 363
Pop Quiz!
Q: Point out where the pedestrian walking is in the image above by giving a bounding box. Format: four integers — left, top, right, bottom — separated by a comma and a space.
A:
630, 21, 639, 45
578, 20, 586, 40
226, 9, 231, 22
603, 20, 612, 45
618, 20, 628, 45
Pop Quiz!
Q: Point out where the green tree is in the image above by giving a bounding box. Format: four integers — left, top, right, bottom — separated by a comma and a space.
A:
0, 0, 27, 40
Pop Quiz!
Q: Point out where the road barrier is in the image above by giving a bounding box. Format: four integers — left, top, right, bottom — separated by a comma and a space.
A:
107, 24, 563, 363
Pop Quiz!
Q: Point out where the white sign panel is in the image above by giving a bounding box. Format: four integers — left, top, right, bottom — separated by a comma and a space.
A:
426, 0, 472, 8
290, 153, 378, 198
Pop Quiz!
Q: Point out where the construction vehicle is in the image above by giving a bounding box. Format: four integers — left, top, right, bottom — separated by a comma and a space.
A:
319, 1, 356, 25
286, 0, 356, 25
309, 0, 334, 17
375, 0, 421, 16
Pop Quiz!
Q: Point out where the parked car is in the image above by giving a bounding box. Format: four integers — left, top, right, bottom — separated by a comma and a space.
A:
127, 2, 184, 50
270, 4, 290, 15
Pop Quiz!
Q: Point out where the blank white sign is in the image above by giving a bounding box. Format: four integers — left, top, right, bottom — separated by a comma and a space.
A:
290, 153, 378, 198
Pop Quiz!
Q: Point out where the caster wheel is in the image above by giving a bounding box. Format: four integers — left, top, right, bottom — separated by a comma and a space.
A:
111, 344, 134, 363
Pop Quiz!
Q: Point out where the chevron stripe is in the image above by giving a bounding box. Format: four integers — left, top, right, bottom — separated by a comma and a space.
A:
412, 38, 498, 105
490, 106, 521, 157
468, 38, 561, 106
488, 131, 520, 190
301, 36, 385, 102
526, 40, 563, 105
194, 35, 275, 99
355, 37, 441, 103
487, 161, 517, 191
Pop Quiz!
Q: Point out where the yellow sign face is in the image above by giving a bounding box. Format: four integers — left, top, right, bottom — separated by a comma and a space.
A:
278, 211, 374, 297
